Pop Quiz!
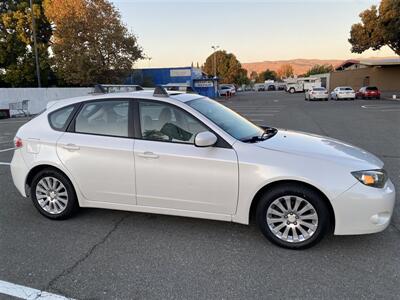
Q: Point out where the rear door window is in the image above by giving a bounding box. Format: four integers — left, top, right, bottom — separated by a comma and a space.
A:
75, 100, 129, 137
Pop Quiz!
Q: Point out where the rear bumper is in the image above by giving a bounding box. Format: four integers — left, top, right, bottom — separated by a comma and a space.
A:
310, 94, 328, 100
332, 180, 396, 235
337, 94, 355, 99
10, 149, 29, 197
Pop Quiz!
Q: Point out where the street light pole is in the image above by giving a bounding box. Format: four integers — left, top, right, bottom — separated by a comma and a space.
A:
211, 45, 219, 78
30, 0, 41, 88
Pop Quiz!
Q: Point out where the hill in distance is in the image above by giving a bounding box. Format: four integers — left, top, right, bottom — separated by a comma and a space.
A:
242, 59, 344, 76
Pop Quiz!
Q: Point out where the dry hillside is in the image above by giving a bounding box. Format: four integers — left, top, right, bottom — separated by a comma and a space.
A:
242, 59, 344, 76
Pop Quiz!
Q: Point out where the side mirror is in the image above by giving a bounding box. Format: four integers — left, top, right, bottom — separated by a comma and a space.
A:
194, 131, 217, 147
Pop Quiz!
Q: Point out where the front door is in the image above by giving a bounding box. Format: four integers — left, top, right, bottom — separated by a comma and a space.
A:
134, 101, 238, 215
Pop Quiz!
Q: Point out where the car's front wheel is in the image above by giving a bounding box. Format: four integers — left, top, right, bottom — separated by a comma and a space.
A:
31, 169, 78, 220
256, 183, 330, 249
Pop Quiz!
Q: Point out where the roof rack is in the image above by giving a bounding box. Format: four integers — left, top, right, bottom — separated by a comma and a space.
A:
153, 86, 169, 97
93, 84, 106, 94
93, 84, 145, 94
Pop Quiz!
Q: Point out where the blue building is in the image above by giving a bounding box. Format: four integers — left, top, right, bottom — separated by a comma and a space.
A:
125, 66, 218, 98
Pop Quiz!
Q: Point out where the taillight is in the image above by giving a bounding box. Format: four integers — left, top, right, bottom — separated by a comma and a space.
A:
14, 137, 23, 148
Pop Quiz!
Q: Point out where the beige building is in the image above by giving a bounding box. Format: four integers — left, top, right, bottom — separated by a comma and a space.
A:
330, 58, 400, 94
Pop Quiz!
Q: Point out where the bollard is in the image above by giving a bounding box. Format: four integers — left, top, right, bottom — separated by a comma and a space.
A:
393, 95, 397, 100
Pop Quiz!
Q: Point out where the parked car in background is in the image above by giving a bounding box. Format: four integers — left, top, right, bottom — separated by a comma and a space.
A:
219, 85, 235, 96
305, 87, 329, 101
330, 87, 356, 100
11, 89, 395, 249
220, 84, 236, 92
356, 86, 381, 99
254, 83, 265, 92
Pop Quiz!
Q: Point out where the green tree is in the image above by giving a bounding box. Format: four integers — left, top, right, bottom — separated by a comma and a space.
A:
258, 69, 277, 82
349, 0, 400, 56
277, 64, 294, 79
304, 64, 333, 77
0, 0, 52, 87
235, 68, 250, 85
44, 0, 143, 86
203, 50, 245, 84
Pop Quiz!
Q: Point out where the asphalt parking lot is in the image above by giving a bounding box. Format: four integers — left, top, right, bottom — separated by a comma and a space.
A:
0, 91, 399, 299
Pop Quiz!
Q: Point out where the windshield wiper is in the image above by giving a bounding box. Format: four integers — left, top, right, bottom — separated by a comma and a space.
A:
241, 127, 278, 143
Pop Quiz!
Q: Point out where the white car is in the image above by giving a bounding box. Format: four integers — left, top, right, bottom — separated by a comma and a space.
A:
10, 88, 395, 249
305, 87, 329, 101
219, 85, 235, 96
331, 87, 356, 100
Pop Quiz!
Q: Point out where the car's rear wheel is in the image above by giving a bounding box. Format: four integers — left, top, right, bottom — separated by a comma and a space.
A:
31, 169, 78, 220
256, 183, 330, 249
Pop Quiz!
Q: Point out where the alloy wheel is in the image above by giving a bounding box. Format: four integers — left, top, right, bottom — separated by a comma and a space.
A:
266, 195, 318, 243
35, 177, 69, 215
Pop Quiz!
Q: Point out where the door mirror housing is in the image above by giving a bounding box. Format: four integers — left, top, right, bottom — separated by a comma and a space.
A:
194, 131, 217, 147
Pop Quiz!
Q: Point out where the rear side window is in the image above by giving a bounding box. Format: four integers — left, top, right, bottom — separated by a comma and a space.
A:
75, 100, 129, 137
49, 106, 75, 131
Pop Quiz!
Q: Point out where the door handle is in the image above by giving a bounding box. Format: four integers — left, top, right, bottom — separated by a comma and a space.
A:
138, 151, 159, 159
62, 144, 80, 151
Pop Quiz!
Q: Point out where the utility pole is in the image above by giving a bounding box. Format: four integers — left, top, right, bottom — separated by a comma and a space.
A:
30, 0, 41, 87
211, 45, 219, 78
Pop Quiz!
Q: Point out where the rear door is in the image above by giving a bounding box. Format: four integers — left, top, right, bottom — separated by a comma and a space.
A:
56, 99, 136, 205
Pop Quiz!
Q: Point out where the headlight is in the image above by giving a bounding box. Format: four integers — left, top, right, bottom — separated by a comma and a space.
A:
351, 169, 387, 188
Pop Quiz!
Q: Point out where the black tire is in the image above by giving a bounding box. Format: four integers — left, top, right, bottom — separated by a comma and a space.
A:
31, 168, 78, 220
256, 183, 331, 249
289, 88, 295, 94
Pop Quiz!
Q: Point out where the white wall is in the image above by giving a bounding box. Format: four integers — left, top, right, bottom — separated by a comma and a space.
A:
0, 88, 93, 115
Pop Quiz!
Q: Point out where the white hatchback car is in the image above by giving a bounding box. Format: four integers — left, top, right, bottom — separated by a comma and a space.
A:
305, 87, 329, 101
11, 88, 395, 249
331, 87, 356, 100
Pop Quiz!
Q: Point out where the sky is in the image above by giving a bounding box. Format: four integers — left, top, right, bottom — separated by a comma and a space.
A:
111, 0, 396, 68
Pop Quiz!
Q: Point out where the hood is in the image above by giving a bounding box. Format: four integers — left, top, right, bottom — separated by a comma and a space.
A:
255, 129, 383, 169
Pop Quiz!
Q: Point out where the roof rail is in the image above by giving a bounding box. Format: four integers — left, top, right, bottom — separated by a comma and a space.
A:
93, 84, 106, 94
153, 86, 169, 97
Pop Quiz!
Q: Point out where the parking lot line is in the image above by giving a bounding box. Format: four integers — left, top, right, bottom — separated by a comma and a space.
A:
0, 147, 15, 153
0, 280, 73, 300
243, 113, 275, 116
0, 162, 11, 165
0, 120, 28, 124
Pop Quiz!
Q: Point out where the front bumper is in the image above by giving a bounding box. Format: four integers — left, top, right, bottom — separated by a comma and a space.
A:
332, 179, 396, 235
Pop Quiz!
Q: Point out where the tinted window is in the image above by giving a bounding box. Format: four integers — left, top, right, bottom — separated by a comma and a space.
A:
75, 100, 129, 137
341, 87, 353, 91
139, 102, 207, 144
313, 88, 325, 91
366, 86, 378, 91
49, 106, 75, 130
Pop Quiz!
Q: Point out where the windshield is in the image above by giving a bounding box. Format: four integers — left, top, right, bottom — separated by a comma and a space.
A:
187, 97, 264, 140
